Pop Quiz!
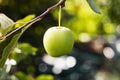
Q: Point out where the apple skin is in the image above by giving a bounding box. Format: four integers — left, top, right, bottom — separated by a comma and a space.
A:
43, 26, 74, 57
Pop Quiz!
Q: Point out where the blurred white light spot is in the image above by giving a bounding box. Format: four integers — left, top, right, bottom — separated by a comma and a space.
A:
5, 59, 10, 65
54, 57, 67, 70
42, 55, 57, 65
52, 67, 62, 74
10, 59, 16, 65
43, 55, 77, 73
43, 55, 67, 70
116, 43, 120, 52
79, 33, 91, 42
66, 56, 76, 68
116, 40, 120, 52
14, 48, 21, 53
103, 47, 115, 59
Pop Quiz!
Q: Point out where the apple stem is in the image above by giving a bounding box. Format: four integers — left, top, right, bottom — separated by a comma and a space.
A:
58, 6, 62, 28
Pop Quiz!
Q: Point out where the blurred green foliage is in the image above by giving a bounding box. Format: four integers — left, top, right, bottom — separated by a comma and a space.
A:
0, 0, 120, 80
36, 74, 54, 80
12, 43, 37, 63
108, 0, 120, 24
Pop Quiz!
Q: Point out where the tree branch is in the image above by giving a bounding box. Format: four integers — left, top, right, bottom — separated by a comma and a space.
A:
0, 0, 66, 40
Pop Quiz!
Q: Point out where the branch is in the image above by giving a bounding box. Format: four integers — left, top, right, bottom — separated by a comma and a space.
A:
0, 0, 66, 40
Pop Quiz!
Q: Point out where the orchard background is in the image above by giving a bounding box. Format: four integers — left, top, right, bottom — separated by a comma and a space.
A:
0, 0, 120, 80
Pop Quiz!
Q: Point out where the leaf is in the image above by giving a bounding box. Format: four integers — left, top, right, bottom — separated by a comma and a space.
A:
0, 65, 7, 78
87, 0, 101, 14
0, 13, 15, 32
0, 14, 35, 68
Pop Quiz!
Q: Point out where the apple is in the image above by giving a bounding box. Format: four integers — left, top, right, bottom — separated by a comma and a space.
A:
43, 26, 74, 57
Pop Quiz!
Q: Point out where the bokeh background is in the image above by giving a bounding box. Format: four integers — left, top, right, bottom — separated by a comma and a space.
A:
0, 0, 120, 80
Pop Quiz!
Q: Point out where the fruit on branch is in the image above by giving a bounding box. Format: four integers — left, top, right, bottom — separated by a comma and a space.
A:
43, 26, 74, 57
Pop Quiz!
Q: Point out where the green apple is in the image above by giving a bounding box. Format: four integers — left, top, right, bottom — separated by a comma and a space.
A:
43, 26, 74, 57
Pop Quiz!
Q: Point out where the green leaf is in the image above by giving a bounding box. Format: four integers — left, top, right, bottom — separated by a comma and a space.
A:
0, 14, 35, 68
87, 0, 101, 14
0, 13, 15, 33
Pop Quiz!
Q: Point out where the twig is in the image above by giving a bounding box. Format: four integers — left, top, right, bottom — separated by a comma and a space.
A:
0, 0, 66, 40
